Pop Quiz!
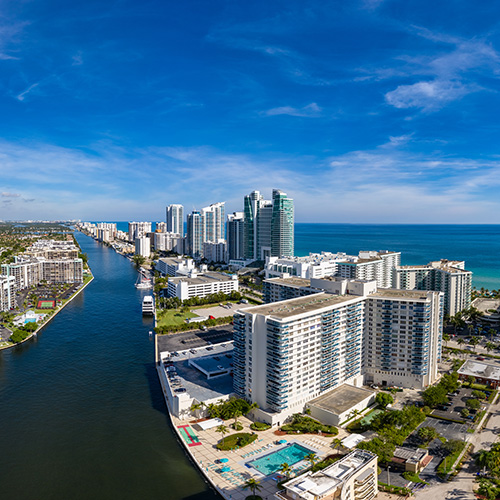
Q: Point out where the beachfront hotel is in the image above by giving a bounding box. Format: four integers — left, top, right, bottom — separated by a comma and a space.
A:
233, 282, 443, 425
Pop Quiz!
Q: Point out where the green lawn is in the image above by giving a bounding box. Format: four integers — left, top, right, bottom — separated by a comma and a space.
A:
156, 309, 197, 327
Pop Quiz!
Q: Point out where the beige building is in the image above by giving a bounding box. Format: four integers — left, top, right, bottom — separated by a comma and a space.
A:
276, 450, 378, 500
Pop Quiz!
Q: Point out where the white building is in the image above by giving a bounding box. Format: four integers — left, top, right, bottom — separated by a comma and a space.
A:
277, 450, 378, 500
265, 252, 349, 279
0, 275, 16, 311
202, 240, 227, 263
135, 237, 151, 258
156, 222, 167, 233
155, 257, 197, 277
336, 251, 401, 288
154, 232, 183, 253
167, 272, 239, 301
166, 204, 184, 237
233, 285, 442, 426
128, 222, 152, 242
394, 259, 472, 316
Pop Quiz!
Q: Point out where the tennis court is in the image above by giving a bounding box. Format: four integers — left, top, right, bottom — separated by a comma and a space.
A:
37, 300, 55, 309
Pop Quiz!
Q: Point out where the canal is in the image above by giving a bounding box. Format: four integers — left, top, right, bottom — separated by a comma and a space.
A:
0, 232, 218, 500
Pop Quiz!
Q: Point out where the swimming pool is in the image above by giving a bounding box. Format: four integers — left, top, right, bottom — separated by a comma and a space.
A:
247, 443, 313, 476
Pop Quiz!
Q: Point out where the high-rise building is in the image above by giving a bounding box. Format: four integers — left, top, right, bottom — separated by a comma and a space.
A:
135, 237, 151, 258
128, 222, 152, 242
186, 211, 204, 259
202, 202, 225, 243
0, 275, 16, 312
166, 204, 184, 237
393, 259, 472, 316
233, 284, 443, 425
243, 189, 294, 261
156, 222, 167, 233
227, 212, 244, 261
271, 189, 294, 258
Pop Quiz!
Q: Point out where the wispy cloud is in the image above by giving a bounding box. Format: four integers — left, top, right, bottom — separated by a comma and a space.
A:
16, 83, 40, 102
264, 103, 322, 117
1, 192, 21, 198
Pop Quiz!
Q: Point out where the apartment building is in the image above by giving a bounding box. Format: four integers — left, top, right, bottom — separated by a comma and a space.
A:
154, 232, 183, 253
202, 240, 227, 263
265, 252, 349, 279
277, 450, 378, 500
394, 259, 472, 315
233, 284, 442, 425
155, 257, 197, 277
26, 239, 79, 260
336, 251, 401, 288
227, 212, 244, 261
0, 275, 16, 312
135, 237, 151, 258
166, 204, 184, 237
167, 272, 238, 301
40, 258, 84, 284
128, 222, 152, 242
1, 257, 43, 290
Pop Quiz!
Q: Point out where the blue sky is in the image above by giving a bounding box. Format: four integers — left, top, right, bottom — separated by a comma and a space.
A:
1, 0, 500, 223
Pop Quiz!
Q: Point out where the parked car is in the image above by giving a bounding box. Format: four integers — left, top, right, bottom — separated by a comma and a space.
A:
477, 357, 485, 361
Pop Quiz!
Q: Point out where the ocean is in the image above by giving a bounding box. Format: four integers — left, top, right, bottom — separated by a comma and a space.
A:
107, 222, 500, 290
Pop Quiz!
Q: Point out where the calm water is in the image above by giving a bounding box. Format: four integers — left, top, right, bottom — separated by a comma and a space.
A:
0, 232, 218, 500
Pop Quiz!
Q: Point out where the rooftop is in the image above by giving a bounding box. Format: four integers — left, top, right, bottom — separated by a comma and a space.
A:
371, 288, 433, 300
238, 293, 362, 319
265, 277, 311, 288
169, 272, 236, 285
307, 384, 375, 415
458, 360, 500, 381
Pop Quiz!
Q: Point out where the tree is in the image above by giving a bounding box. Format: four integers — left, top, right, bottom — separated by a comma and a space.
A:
472, 390, 487, 400
443, 333, 451, 347
443, 439, 464, 455
466, 398, 481, 410
242, 478, 262, 498
485, 342, 495, 353
279, 462, 292, 480
470, 336, 481, 352
132, 254, 146, 267
375, 392, 394, 409
422, 385, 448, 408
305, 453, 318, 468
216, 424, 229, 446
417, 426, 439, 444
332, 438, 343, 455
461, 408, 470, 418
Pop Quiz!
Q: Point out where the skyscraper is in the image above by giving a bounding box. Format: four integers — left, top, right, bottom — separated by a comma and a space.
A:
186, 211, 204, 259
202, 202, 225, 243
243, 189, 294, 261
166, 204, 184, 237
227, 212, 244, 260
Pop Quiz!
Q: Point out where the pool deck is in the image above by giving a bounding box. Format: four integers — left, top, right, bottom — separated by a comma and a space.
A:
162, 388, 351, 500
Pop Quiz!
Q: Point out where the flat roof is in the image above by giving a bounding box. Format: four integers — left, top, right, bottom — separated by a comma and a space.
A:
371, 288, 433, 300
308, 384, 374, 415
238, 293, 362, 319
265, 277, 311, 288
169, 272, 234, 285
191, 354, 232, 374
472, 298, 500, 314
458, 360, 500, 381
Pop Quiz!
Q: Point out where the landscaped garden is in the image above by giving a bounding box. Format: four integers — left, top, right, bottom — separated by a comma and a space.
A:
280, 414, 338, 436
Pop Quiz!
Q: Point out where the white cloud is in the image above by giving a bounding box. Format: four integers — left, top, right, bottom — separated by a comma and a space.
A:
16, 83, 40, 102
264, 102, 322, 117
1, 192, 21, 197
385, 80, 472, 110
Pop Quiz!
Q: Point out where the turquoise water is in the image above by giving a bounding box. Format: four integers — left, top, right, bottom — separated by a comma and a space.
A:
248, 443, 313, 476
108, 222, 500, 289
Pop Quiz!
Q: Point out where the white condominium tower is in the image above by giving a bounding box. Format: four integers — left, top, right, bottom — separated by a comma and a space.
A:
202, 201, 225, 243
128, 222, 152, 242
166, 204, 184, 237
233, 284, 442, 425
393, 259, 472, 316
243, 189, 294, 261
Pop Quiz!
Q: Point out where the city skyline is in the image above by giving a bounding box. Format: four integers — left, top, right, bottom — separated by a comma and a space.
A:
2, 1, 500, 223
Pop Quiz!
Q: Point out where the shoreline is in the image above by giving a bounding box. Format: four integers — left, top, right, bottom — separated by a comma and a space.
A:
0, 270, 95, 352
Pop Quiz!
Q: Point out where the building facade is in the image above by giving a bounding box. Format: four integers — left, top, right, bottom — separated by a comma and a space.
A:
166, 204, 184, 237
135, 237, 151, 258
234, 285, 443, 425
167, 272, 239, 301
154, 232, 183, 253
394, 259, 472, 316
128, 222, 152, 242
0, 275, 16, 311
227, 212, 244, 261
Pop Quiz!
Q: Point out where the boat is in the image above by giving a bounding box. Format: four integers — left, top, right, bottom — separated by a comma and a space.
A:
135, 272, 152, 289
142, 296, 155, 316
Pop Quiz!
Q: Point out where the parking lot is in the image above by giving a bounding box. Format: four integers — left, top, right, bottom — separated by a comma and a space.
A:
192, 303, 240, 319
157, 325, 233, 353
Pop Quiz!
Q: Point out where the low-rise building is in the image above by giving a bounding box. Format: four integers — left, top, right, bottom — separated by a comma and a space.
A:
167, 272, 239, 301
391, 447, 431, 473
276, 450, 378, 500
472, 298, 500, 328
457, 360, 500, 388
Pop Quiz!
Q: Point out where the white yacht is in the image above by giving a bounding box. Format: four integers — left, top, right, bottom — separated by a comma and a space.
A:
142, 295, 155, 316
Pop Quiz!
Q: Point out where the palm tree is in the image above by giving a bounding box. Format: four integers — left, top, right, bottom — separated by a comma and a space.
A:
470, 336, 481, 352
443, 333, 451, 348
305, 453, 318, 469
190, 401, 205, 417
279, 462, 292, 480
489, 329, 496, 342
242, 478, 262, 498
231, 408, 242, 429
332, 438, 343, 455
485, 342, 495, 354
216, 424, 229, 446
